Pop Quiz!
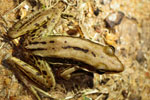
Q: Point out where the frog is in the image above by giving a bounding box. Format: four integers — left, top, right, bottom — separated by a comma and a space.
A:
3, 0, 124, 100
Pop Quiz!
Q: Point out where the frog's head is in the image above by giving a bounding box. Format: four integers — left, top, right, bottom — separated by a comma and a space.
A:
91, 46, 124, 74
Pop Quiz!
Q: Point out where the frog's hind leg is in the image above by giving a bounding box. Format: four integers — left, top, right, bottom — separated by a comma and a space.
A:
8, 56, 56, 88
6, 56, 56, 99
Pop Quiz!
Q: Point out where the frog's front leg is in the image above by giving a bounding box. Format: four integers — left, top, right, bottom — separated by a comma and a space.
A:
54, 65, 89, 80
60, 65, 80, 80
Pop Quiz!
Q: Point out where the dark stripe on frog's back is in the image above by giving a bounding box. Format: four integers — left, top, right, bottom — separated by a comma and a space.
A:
28, 40, 54, 45
27, 41, 90, 54
28, 41, 47, 45
49, 40, 55, 43
62, 46, 89, 53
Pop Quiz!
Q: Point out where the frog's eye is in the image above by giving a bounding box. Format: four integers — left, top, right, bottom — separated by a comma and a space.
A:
104, 45, 115, 56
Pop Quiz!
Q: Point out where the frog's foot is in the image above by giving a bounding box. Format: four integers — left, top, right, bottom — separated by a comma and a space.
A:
31, 85, 58, 100
33, 57, 56, 88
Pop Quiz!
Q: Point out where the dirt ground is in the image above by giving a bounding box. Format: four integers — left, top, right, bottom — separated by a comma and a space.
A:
0, 0, 150, 100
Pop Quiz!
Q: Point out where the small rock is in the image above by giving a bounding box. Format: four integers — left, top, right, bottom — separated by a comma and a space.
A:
105, 11, 124, 28
136, 50, 146, 64
67, 29, 78, 35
